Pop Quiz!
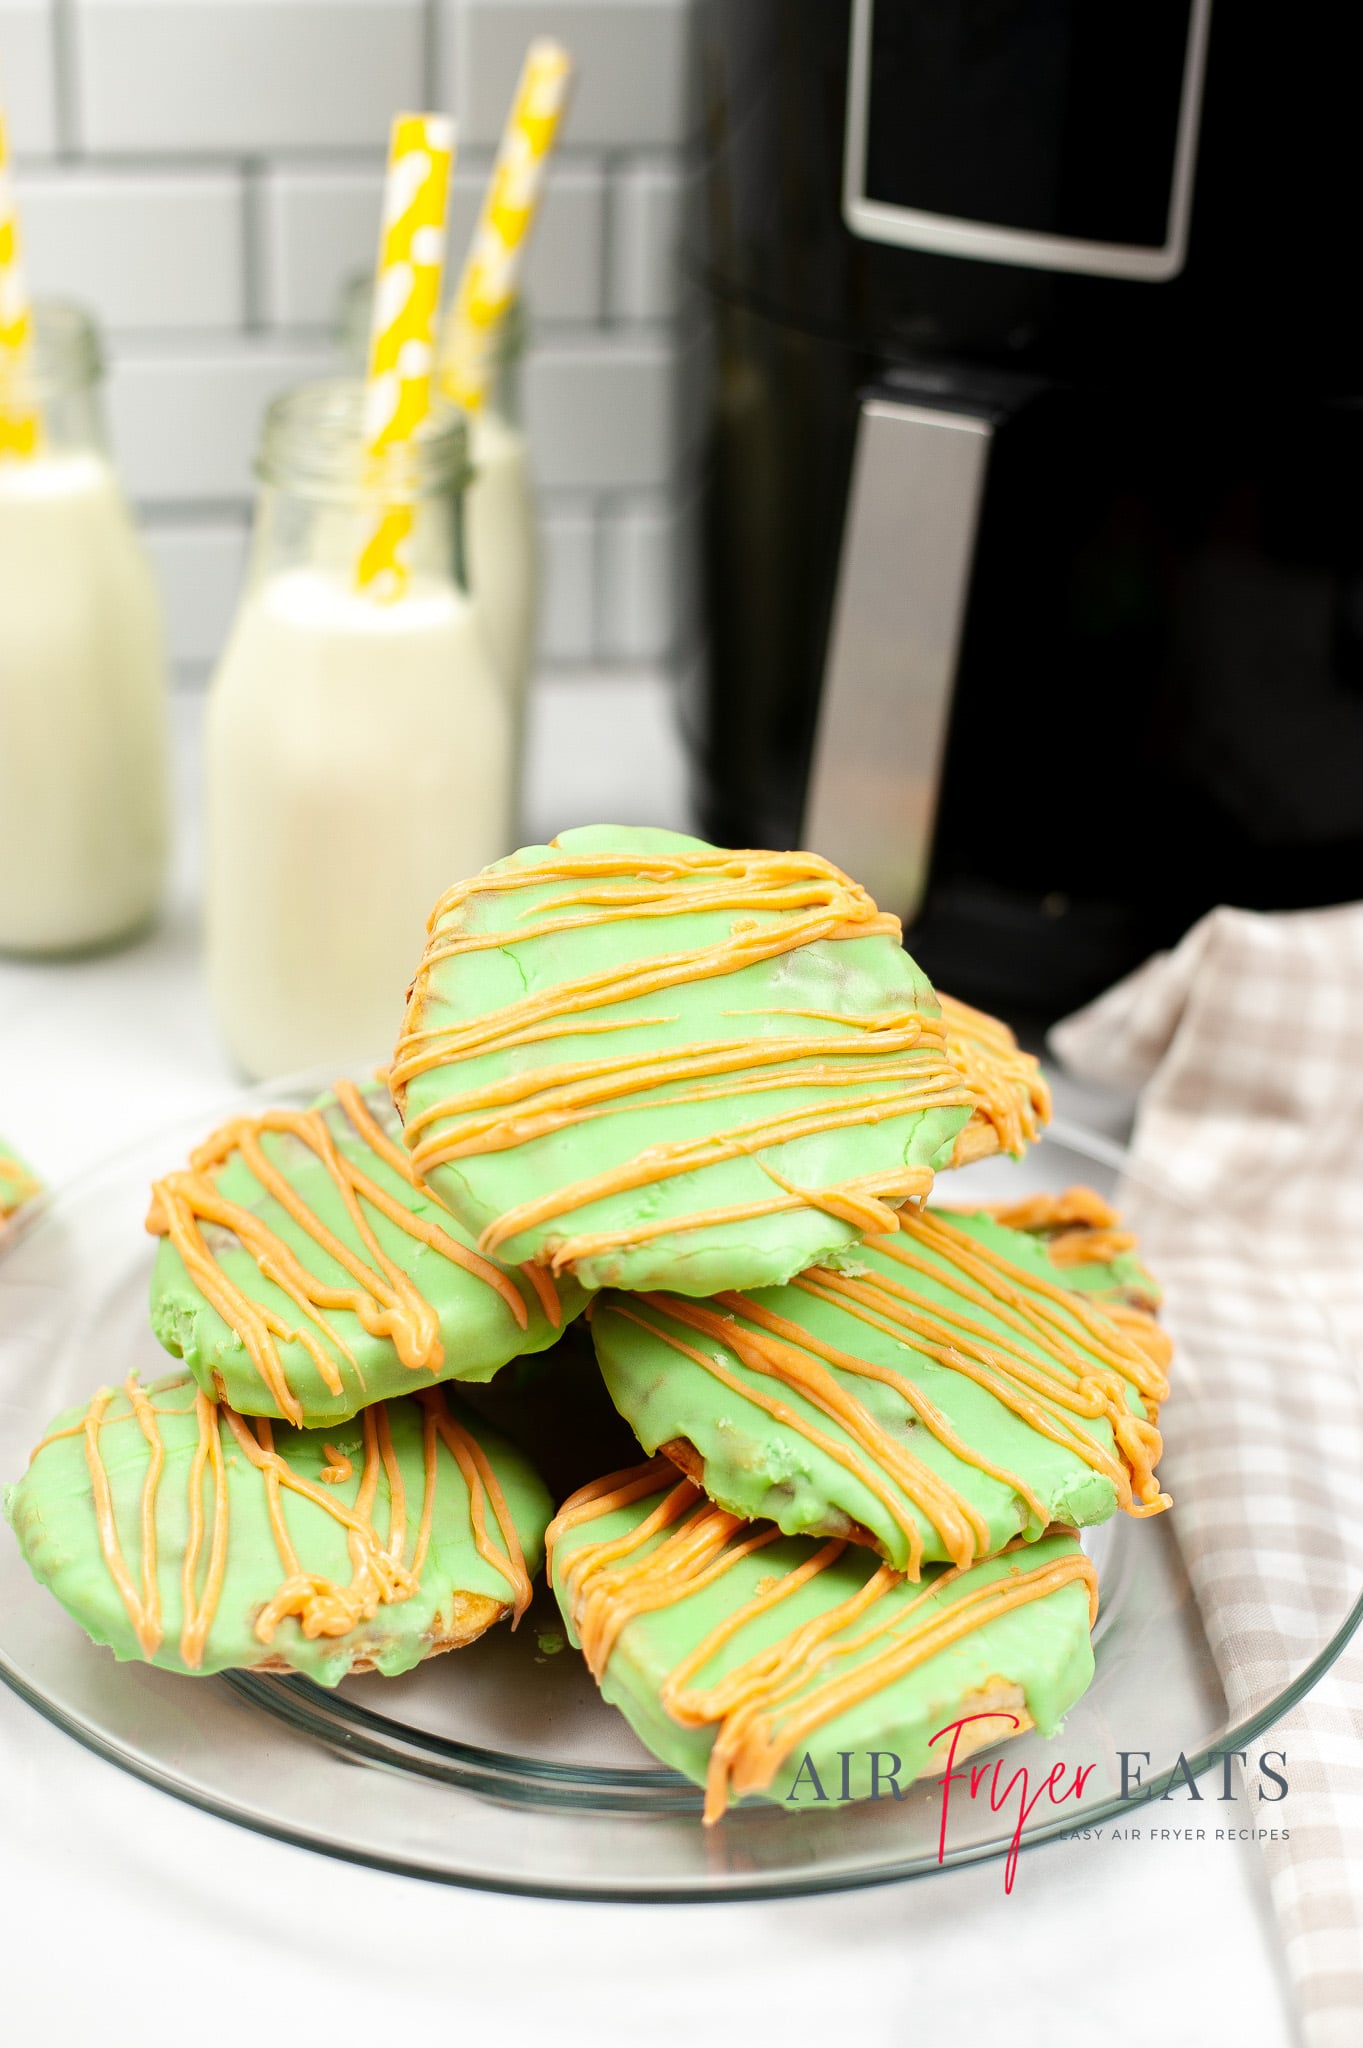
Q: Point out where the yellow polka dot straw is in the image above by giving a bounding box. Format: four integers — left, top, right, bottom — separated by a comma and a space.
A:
0, 83, 42, 461
356, 111, 456, 600
439, 39, 573, 414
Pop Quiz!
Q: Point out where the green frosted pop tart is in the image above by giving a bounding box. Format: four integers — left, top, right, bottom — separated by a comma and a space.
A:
147, 1079, 588, 1429
549, 1457, 1098, 1822
976, 1187, 1163, 1315
0, 1137, 41, 1228
390, 826, 984, 1297
591, 1203, 1171, 1578
6, 1369, 551, 1684
936, 995, 1051, 1167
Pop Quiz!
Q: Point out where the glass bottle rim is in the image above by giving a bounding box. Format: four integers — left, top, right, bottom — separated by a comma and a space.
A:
337, 274, 529, 377
0, 300, 103, 408
255, 378, 471, 502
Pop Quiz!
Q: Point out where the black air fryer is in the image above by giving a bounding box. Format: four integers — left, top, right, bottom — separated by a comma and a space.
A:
689, 0, 1363, 1020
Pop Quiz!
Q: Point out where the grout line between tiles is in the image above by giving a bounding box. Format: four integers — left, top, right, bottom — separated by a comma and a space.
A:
240, 160, 264, 332
50, 0, 78, 159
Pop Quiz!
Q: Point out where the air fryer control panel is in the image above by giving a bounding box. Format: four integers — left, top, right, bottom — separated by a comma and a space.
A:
844, 0, 1211, 280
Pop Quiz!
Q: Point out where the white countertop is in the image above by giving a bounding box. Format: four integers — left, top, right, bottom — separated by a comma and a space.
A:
0, 690, 1298, 2048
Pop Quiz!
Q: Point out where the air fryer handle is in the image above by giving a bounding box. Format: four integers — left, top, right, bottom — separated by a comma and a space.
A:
802, 390, 995, 927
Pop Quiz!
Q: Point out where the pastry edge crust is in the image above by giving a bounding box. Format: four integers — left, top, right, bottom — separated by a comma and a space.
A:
659, 1435, 886, 1557
940, 1678, 1035, 1760
950, 1115, 1008, 1168
247, 1588, 509, 1677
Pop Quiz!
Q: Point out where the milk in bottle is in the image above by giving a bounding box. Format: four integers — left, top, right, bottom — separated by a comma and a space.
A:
206, 382, 511, 1080
464, 305, 538, 740
0, 304, 168, 952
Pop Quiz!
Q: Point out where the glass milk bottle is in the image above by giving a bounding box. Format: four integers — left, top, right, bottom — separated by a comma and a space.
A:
205, 381, 511, 1080
342, 280, 540, 786
0, 303, 168, 953
464, 301, 540, 760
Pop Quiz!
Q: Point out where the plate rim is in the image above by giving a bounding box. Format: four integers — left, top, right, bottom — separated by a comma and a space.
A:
2, 1090, 1358, 1901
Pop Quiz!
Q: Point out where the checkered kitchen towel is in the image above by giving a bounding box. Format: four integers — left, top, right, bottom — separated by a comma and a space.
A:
1051, 904, 1363, 2046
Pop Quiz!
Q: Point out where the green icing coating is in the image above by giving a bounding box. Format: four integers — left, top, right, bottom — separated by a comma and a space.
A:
952, 1199, 1161, 1314
149, 1081, 588, 1429
393, 825, 973, 1296
551, 1493, 1094, 1806
5, 1370, 552, 1685
592, 1208, 1159, 1572
1029, 1233, 1161, 1314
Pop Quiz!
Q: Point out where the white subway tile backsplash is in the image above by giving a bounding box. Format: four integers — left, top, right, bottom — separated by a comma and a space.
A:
262, 158, 606, 331
20, 170, 243, 330
446, 0, 698, 151
523, 670, 692, 843
0, 0, 59, 155
539, 503, 595, 661
260, 164, 381, 332
524, 334, 682, 491
609, 160, 689, 323
107, 340, 336, 502
141, 518, 250, 667
73, 0, 425, 154
599, 493, 697, 662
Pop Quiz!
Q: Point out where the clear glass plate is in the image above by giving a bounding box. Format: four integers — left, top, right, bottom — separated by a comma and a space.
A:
1, 1078, 1357, 1900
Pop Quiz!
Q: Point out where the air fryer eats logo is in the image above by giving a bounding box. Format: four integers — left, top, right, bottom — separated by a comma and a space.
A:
781, 1717, 1290, 1892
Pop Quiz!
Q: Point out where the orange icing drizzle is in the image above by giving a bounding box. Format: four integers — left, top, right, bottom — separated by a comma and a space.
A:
987, 1187, 1140, 1268
474, 1085, 957, 1267
420, 1391, 534, 1622
867, 1209, 1169, 1491
226, 1402, 420, 1641
145, 1085, 558, 1427
699, 1547, 1096, 1821
545, 1456, 681, 1575
1045, 1227, 1137, 1268
599, 1207, 1169, 1576
555, 1465, 1098, 1822
522, 1166, 939, 1277
1099, 1298, 1173, 1371
713, 1291, 1053, 1532
519, 1260, 563, 1323
791, 1267, 1137, 1500
989, 1187, 1120, 1234
609, 1299, 991, 1578
410, 1398, 443, 1583
62, 1374, 530, 1668
938, 994, 1051, 1157
391, 848, 975, 1266
180, 1389, 230, 1665
982, 1186, 1168, 1365
401, 1022, 944, 1159
897, 1208, 1168, 1402
82, 1384, 164, 1657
